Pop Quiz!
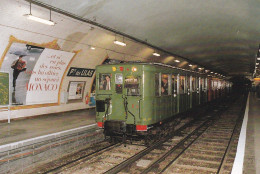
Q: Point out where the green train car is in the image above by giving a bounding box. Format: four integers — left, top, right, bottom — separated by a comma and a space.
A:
95, 63, 231, 138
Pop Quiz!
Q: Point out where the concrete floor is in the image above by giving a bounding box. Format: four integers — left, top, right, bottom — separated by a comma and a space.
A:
0, 109, 96, 145
243, 93, 260, 174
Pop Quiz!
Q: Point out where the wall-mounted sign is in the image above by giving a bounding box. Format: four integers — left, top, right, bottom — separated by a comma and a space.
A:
67, 81, 85, 100
67, 67, 95, 77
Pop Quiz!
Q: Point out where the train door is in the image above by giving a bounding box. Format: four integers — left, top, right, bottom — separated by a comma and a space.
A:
195, 76, 200, 105
96, 73, 114, 122
176, 74, 180, 114
212, 80, 216, 100
204, 77, 208, 103
208, 78, 212, 101
187, 75, 192, 109
191, 76, 196, 107
179, 75, 185, 113
161, 74, 171, 121
154, 73, 161, 122
171, 74, 178, 116
200, 77, 206, 104
123, 74, 142, 125
199, 77, 202, 104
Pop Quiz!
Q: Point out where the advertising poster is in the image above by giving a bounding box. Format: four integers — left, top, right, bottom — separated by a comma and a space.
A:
0, 42, 75, 105
68, 81, 85, 100
0, 72, 9, 106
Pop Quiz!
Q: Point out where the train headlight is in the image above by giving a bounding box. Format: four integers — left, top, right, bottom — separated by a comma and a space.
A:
132, 67, 137, 72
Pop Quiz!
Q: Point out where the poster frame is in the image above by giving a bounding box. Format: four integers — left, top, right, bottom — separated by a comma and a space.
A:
67, 81, 86, 102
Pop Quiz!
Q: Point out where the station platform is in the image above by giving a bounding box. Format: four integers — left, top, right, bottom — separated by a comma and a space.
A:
243, 93, 260, 174
0, 108, 103, 174
0, 108, 96, 146
232, 93, 260, 174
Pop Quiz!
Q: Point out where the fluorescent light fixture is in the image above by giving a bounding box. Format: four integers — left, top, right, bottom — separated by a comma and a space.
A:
174, 59, 180, 63
189, 64, 192, 67
27, 14, 55, 25
257, 57, 260, 60
256, 63, 259, 65
114, 40, 126, 46
211, 72, 214, 73
90, 46, 95, 50
153, 52, 160, 57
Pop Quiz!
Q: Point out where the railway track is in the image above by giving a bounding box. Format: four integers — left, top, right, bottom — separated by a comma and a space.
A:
29, 95, 246, 174
40, 117, 193, 174
115, 96, 245, 174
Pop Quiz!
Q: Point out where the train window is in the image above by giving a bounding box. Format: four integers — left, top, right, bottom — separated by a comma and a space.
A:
161, 74, 169, 95
99, 74, 111, 90
115, 74, 123, 94
155, 73, 160, 96
125, 76, 140, 96
179, 76, 185, 94
115, 73, 123, 84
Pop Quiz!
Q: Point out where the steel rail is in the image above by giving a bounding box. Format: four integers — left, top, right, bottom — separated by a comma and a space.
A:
216, 97, 247, 174
104, 118, 203, 174
105, 98, 229, 174
43, 141, 121, 174
143, 118, 213, 174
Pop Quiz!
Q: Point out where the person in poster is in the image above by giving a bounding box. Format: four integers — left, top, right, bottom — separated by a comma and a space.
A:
11, 55, 27, 91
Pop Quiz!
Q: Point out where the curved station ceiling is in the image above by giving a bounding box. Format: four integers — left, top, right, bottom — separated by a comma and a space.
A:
30, 0, 260, 77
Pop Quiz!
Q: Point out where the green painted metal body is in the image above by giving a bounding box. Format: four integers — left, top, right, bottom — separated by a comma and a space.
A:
95, 63, 211, 129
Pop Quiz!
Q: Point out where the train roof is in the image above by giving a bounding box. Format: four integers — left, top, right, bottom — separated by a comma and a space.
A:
97, 62, 207, 75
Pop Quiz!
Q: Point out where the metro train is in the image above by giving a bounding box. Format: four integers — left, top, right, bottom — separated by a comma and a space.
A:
95, 63, 232, 141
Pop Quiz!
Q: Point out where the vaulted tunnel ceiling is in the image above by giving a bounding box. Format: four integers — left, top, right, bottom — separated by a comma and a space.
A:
30, 0, 260, 76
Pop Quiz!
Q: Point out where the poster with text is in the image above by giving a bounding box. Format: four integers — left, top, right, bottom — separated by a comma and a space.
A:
0, 43, 75, 105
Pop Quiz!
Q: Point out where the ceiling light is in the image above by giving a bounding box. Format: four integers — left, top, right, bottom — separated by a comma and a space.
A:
90, 46, 95, 50
198, 67, 202, 70
27, 14, 55, 25
211, 72, 214, 73
114, 40, 126, 46
189, 64, 192, 67
174, 59, 180, 63
26, 3, 55, 26
153, 52, 160, 57
256, 63, 259, 65
257, 57, 260, 60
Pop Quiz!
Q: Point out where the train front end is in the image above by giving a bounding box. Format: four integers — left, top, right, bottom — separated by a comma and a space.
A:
95, 64, 147, 139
